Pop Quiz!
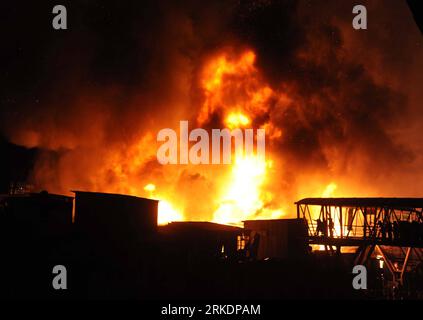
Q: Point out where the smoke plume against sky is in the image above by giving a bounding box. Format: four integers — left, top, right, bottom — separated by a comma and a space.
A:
1, 0, 422, 220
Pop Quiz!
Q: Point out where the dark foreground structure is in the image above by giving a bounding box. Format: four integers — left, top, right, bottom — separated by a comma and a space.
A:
297, 198, 423, 298
0, 192, 422, 299
0, 192, 74, 298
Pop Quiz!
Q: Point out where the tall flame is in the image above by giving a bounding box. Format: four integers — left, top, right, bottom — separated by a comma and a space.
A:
149, 49, 285, 225
201, 50, 283, 224
157, 200, 183, 226
213, 155, 271, 225
45, 48, 353, 226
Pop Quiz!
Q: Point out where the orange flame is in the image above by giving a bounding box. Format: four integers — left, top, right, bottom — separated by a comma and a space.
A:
55, 48, 353, 226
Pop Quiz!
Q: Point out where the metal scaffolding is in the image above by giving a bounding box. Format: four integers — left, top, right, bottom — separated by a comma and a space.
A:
296, 198, 423, 287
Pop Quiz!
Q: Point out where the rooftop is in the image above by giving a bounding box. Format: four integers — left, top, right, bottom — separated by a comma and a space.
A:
295, 197, 423, 208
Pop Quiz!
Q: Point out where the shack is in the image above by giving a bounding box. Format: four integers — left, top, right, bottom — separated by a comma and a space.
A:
73, 191, 158, 245
159, 221, 243, 261
243, 218, 309, 260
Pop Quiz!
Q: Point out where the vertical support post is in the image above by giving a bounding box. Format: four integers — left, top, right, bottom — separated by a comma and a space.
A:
376, 245, 397, 283
400, 247, 412, 285
363, 208, 367, 239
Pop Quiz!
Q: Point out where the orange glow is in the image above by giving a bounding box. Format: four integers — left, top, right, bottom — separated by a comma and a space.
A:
40, 48, 357, 227
193, 49, 283, 224
314, 182, 339, 251
323, 183, 342, 237
95, 50, 347, 227
213, 155, 283, 225
201, 50, 256, 93
143, 183, 156, 193
143, 183, 183, 225
225, 112, 250, 129
197, 50, 274, 126
158, 200, 183, 225
147, 49, 287, 225
92, 49, 284, 226
322, 183, 337, 198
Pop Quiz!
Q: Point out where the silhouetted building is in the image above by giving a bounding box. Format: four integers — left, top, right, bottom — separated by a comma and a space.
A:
71, 191, 159, 299
0, 191, 73, 299
159, 221, 242, 262
73, 191, 158, 244
244, 219, 309, 260
0, 191, 73, 236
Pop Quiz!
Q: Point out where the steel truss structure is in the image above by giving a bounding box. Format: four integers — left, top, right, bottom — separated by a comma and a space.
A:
296, 198, 423, 286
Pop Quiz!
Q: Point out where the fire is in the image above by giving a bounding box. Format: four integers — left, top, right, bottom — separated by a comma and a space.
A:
213, 155, 266, 224
34, 49, 297, 225
143, 183, 156, 193
322, 183, 337, 198
197, 49, 284, 225
146, 49, 283, 225
213, 155, 283, 225
158, 200, 183, 226
89, 50, 343, 226
225, 112, 250, 129
144, 183, 183, 225
201, 50, 256, 93
320, 182, 344, 238
197, 49, 274, 127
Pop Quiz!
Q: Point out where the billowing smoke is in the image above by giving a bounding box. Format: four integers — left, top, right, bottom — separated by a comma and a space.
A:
1, 0, 422, 221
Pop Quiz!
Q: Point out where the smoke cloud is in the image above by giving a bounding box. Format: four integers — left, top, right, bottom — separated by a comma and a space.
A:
1, 0, 422, 220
